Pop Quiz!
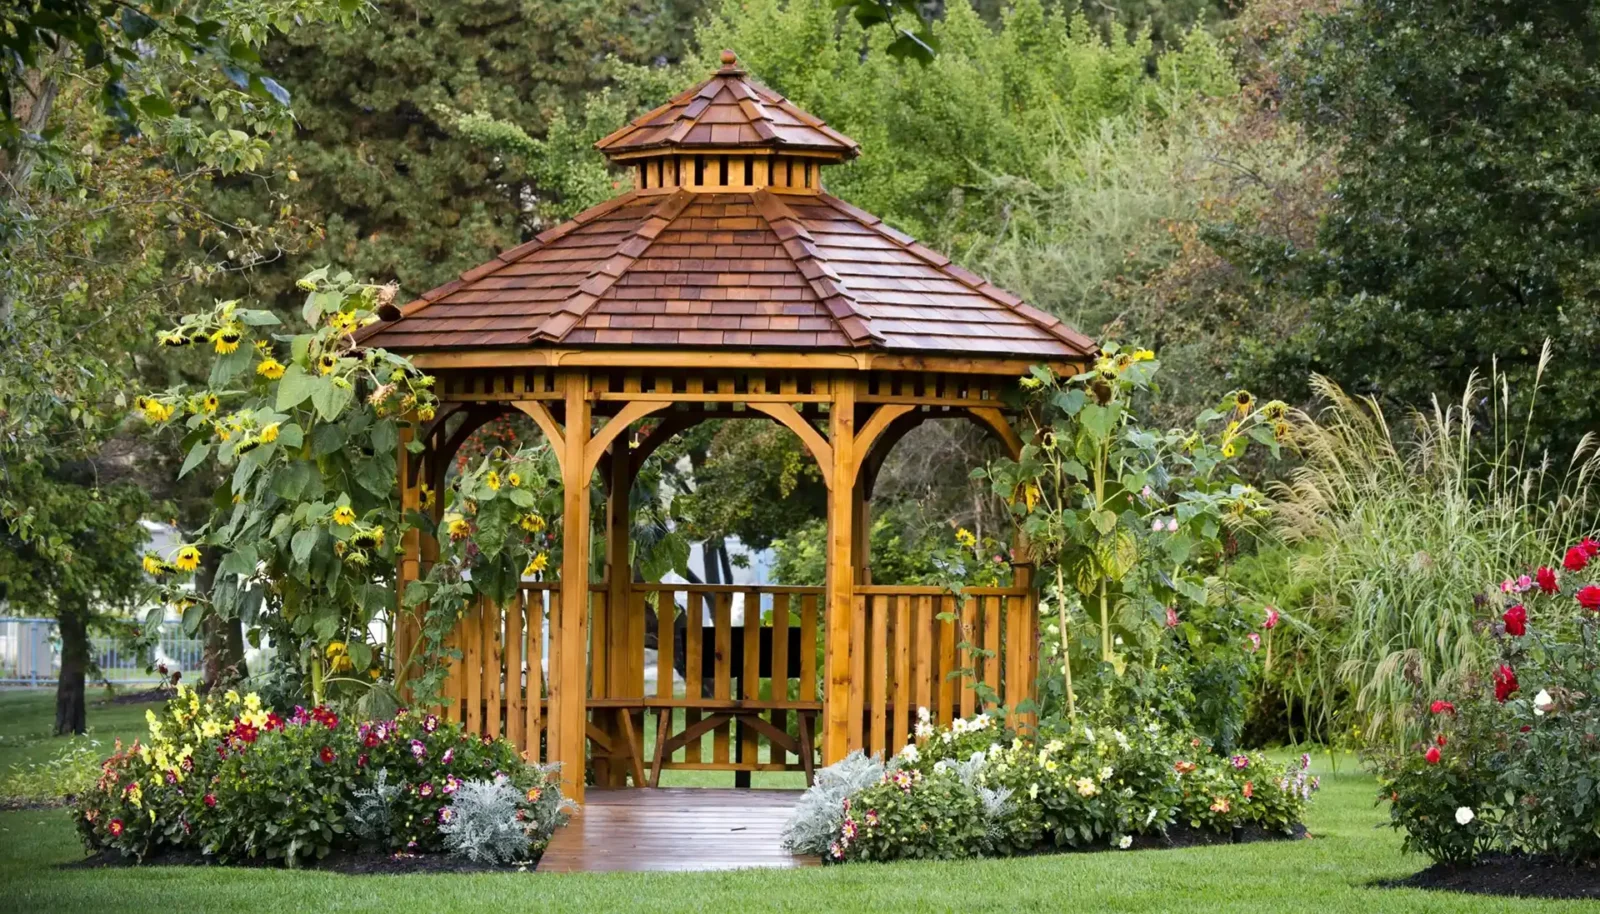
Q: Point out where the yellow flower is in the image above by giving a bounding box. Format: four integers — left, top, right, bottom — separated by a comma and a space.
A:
257, 358, 285, 380
485, 471, 501, 491
419, 484, 435, 509
259, 423, 279, 444
200, 393, 219, 413
174, 545, 201, 572
317, 353, 338, 375
446, 514, 471, 539
368, 667, 382, 681
1132, 349, 1155, 362
142, 555, 165, 576
507, 472, 521, 488
243, 693, 261, 712
332, 505, 356, 526
418, 405, 436, 422
224, 690, 240, 705
522, 552, 550, 577
1222, 441, 1239, 458
519, 514, 546, 533
215, 422, 232, 441
1233, 390, 1255, 415
955, 528, 978, 549
211, 326, 243, 354
137, 397, 174, 423
158, 330, 190, 348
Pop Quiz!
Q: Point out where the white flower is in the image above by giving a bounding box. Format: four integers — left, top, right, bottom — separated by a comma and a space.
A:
1456, 807, 1475, 826
899, 744, 920, 764
1099, 766, 1115, 782
1028, 783, 1040, 799
1083, 726, 1095, 744
917, 706, 931, 722
1114, 730, 1130, 750
914, 720, 934, 739
1534, 689, 1553, 716
1117, 835, 1133, 849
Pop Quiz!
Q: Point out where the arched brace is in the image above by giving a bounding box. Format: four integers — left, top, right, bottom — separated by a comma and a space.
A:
427, 405, 508, 485
965, 406, 1024, 460
513, 401, 567, 475
583, 400, 673, 479
628, 413, 701, 474
747, 401, 833, 489
857, 409, 929, 502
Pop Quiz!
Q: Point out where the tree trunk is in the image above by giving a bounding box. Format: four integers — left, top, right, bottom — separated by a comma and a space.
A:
55, 602, 88, 735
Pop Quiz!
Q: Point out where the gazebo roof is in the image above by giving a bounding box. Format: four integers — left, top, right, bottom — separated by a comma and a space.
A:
359, 54, 1093, 363
594, 53, 860, 159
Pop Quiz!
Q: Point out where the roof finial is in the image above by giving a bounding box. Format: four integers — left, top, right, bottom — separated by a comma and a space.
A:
718, 49, 743, 74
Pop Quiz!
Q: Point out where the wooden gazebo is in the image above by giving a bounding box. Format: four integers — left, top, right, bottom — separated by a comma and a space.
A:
366, 52, 1094, 799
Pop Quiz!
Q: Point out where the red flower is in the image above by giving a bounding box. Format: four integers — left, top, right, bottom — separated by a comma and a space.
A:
1582, 538, 1600, 558
1577, 585, 1600, 611
318, 746, 336, 765
108, 819, 124, 837
1430, 700, 1456, 715
1494, 664, 1519, 702
1564, 546, 1590, 573
1536, 566, 1559, 594
204, 794, 217, 808
1424, 746, 1441, 765
1503, 603, 1527, 636
357, 753, 369, 769
1436, 734, 1448, 747
1264, 607, 1280, 630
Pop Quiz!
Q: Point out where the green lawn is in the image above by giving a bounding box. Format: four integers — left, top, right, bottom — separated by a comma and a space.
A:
0, 689, 1588, 913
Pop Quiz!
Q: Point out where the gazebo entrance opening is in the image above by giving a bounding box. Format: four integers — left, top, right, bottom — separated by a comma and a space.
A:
369, 53, 1093, 800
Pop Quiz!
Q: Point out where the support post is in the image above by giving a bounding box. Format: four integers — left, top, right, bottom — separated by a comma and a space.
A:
552, 372, 593, 800
823, 376, 859, 763
602, 444, 637, 785
395, 421, 422, 702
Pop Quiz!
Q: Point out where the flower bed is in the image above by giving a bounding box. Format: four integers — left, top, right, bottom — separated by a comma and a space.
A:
783, 710, 1317, 863
73, 685, 572, 869
1373, 537, 1600, 898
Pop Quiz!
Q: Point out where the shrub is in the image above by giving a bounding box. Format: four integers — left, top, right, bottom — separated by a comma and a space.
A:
1375, 537, 1600, 865
834, 767, 989, 862
73, 686, 571, 866
0, 737, 105, 807
781, 751, 885, 856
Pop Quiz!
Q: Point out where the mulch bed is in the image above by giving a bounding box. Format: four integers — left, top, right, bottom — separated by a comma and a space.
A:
1378, 854, 1600, 901
63, 847, 538, 875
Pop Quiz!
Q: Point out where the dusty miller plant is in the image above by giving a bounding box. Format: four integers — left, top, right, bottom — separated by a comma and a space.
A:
439, 777, 531, 864
782, 751, 885, 855
344, 767, 401, 845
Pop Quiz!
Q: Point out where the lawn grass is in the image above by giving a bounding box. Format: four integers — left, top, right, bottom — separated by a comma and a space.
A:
0, 690, 1587, 912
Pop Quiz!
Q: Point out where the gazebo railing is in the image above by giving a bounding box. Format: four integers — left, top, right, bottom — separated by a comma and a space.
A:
433, 580, 1036, 781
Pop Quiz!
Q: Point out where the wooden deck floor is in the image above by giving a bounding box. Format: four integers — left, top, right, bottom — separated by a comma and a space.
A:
537, 788, 821, 873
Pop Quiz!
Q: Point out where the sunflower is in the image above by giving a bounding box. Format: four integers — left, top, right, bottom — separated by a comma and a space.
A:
519, 513, 546, 533
1132, 349, 1156, 362
485, 471, 502, 491
139, 398, 174, 422
522, 552, 550, 577
201, 394, 219, 413
419, 484, 435, 509
211, 326, 243, 354
351, 526, 382, 549
174, 546, 202, 573
332, 505, 356, 526
955, 528, 978, 549
445, 514, 471, 539
1260, 400, 1289, 422
317, 353, 338, 375
418, 404, 436, 422
1233, 390, 1255, 415
142, 555, 166, 576
236, 437, 262, 454
1221, 441, 1239, 459
256, 358, 285, 380
506, 471, 521, 488
158, 331, 190, 348
259, 423, 279, 444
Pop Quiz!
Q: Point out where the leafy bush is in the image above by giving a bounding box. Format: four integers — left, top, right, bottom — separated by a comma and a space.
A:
1375, 537, 1600, 864
781, 751, 885, 856
73, 686, 571, 866
0, 737, 105, 807
794, 707, 1317, 864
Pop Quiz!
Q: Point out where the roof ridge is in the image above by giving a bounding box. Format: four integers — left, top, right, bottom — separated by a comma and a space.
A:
815, 193, 1097, 356
355, 191, 646, 346
528, 188, 696, 344
752, 189, 881, 348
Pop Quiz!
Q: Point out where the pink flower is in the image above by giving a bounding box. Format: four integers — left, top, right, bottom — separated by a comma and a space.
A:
418, 782, 434, 798
1246, 632, 1261, 652
1230, 755, 1249, 770
1165, 606, 1179, 629
1264, 607, 1280, 630
441, 748, 454, 766
410, 739, 427, 759
423, 714, 438, 733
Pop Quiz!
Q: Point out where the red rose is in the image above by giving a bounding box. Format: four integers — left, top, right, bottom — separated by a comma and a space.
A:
318, 746, 336, 765
1582, 538, 1600, 558
1494, 664, 1519, 702
1430, 700, 1456, 715
1536, 566, 1559, 594
1436, 734, 1447, 747
1564, 546, 1590, 572
1424, 746, 1441, 765
1503, 603, 1527, 636
1578, 585, 1600, 611
204, 794, 217, 808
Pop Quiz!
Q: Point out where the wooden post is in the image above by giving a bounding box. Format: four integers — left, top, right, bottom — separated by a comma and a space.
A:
552, 371, 593, 800
603, 443, 636, 786
395, 421, 422, 701
823, 375, 859, 763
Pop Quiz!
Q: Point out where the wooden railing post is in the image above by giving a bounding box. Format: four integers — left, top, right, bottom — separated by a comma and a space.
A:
552, 371, 593, 800
824, 376, 859, 762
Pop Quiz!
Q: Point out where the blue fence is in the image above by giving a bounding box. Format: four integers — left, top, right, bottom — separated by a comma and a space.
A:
0, 617, 205, 687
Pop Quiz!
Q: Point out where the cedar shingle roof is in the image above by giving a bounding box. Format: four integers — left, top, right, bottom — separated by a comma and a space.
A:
594, 51, 860, 159
359, 187, 1093, 359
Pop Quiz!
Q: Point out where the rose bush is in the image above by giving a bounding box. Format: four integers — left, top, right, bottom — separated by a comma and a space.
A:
1375, 537, 1600, 865
74, 686, 570, 865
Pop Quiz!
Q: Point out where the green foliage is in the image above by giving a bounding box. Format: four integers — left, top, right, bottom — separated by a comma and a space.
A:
72, 685, 568, 864
1245, 0, 1600, 459
840, 768, 991, 861
1258, 355, 1600, 747
0, 736, 105, 807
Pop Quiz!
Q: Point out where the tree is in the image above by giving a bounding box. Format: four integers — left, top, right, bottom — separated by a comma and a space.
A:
0, 464, 148, 733
1242, 0, 1600, 458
